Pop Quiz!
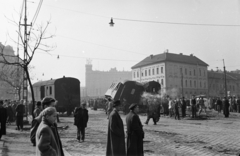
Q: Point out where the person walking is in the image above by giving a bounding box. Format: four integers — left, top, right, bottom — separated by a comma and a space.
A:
191, 95, 197, 118
15, 99, 25, 131
126, 103, 144, 156
74, 102, 89, 142
0, 100, 8, 140
106, 100, 126, 156
216, 97, 222, 114
144, 99, 159, 125
36, 107, 64, 156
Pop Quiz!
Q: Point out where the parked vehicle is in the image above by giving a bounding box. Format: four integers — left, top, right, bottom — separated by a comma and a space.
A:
32, 76, 80, 115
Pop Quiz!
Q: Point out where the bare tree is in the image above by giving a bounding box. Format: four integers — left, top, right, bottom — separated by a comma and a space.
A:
0, 19, 55, 118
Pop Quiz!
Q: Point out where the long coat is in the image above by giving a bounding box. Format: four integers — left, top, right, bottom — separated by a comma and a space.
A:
223, 99, 230, 117
126, 111, 144, 156
106, 109, 126, 156
36, 120, 64, 156
0, 106, 7, 135
74, 107, 89, 128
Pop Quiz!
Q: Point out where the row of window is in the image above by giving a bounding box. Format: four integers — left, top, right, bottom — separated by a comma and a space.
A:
211, 84, 236, 91
133, 67, 164, 78
183, 80, 206, 88
179, 68, 206, 77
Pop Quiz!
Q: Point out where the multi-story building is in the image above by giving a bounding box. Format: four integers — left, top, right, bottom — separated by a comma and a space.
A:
208, 70, 240, 97
0, 43, 18, 100
131, 51, 208, 98
85, 62, 132, 98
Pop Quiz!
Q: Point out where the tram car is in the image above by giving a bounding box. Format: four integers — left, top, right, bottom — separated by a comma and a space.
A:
105, 80, 161, 114
33, 77, 80, 115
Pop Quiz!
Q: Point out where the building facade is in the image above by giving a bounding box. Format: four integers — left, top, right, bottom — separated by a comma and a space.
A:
85, 63, 132, 98
132, 52, 208, 99
208, 70, 240, 97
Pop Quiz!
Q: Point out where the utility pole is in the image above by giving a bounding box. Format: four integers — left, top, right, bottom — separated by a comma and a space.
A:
20, 0, 32, 121
223, 59, 227, 98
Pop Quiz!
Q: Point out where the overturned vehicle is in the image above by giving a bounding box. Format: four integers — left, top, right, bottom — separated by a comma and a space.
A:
105, 80, 161, 114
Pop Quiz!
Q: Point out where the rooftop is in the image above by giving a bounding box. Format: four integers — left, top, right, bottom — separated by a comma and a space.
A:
131, 52, 208, 69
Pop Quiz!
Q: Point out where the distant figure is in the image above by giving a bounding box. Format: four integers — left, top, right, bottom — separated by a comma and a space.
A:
15, 99, 25, 131
174, 99, 180, 120
198, 97, 207, 116
181, 97, 186, 118
223, 97, 229, 118
106, 100, 126, 156
191, 95, 197, 118
34, 101, 42, 118
237, 97, 240, 113
0, 100, 8, 139
74, 102, 89, 142
126, 103, 144, 156
36, 107, 64, 156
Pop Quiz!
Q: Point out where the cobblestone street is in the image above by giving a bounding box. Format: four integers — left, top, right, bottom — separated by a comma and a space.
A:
1, 109, 240, 156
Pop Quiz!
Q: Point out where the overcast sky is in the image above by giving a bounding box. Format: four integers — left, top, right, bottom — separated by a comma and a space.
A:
1, 0, 240, 86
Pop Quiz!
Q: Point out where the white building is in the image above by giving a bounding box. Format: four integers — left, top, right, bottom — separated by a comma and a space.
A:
131, 52, 208, 98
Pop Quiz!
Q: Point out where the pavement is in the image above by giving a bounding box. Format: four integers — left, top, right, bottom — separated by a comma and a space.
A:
1, 109, 240, 156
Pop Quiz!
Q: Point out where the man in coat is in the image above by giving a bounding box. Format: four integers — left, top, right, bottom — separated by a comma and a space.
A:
36, 107, 64, 156
0, 100, 8, 139
106, 100, 126, 156
107, 98, 113, 119
223, 97, 230, 118
15, 99, 25, 131
191, 95, 197, 118
126, 103, 144, 156
181, 97, 186, 118
74, 102, 89, 142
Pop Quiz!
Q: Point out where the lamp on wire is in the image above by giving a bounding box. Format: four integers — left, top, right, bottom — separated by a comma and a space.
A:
57, 55, 59, 59
109, 18, 114, 27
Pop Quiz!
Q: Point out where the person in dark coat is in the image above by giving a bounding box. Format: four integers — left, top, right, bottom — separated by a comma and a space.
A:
34, 101, 42, 118
126, 103, 144, 156
36, 107, 64, 156
74, 102, 89, 142
15, 99, 25, 131
106, 100, 126, 156
174, 99, 180, 120
191, 95, 197, 118
223, 97, 230, 118
181, 97, 186, 118
107, 98, 113, 119
237, 97, 240, 113
0, 100, 8, 139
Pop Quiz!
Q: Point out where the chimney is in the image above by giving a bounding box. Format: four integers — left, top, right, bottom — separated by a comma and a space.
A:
150, 54, 153, 59
63, 76, 65, 78
164, 49, 169, 53
179, 53, 183, 55
190, 54, 193, 56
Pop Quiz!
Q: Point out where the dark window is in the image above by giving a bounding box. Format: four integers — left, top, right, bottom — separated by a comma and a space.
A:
50, 86, 52, 95
149, 69, 151, 76
161, 67, 163, 73
145, 70, 147, 76
152, 69, 155, 75
161, 79, 164, 86
185, 68, 187, 75
194, 70, 196, 76
157, 68, 159, 74
185, 80, 187, 87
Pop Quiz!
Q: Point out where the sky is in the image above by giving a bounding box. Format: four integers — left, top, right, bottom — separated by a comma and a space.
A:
1, 0, 240, 86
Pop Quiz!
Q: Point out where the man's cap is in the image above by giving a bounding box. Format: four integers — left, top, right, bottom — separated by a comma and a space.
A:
129, 103, 138, 110
41, 97, 56, 105
113, 100, 121, 107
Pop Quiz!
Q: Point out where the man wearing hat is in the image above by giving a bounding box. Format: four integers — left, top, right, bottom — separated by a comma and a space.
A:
74, 102, 89, 142
30, 96, 64, 156
191, 95, 197, 118
126, 103, 144, 156
106, 100, 126, 156
15, 99, 25, 131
